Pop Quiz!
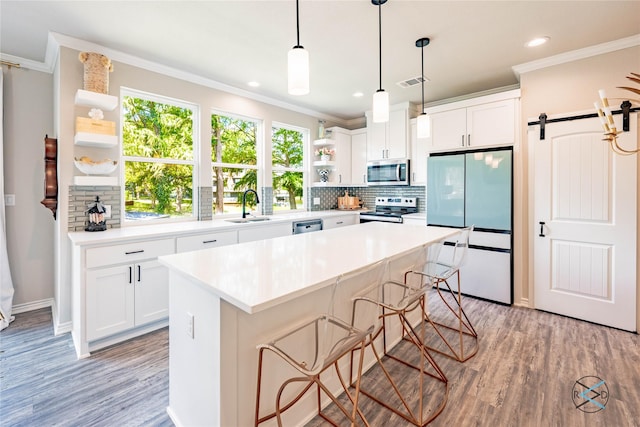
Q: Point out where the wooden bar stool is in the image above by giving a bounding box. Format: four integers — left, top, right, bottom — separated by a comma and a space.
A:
254, 261, 386, 427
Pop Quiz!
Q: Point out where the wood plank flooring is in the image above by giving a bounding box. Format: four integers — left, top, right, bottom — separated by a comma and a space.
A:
0, 308, 172, 427
1, 292, 639, 427
306, 290, 640, 427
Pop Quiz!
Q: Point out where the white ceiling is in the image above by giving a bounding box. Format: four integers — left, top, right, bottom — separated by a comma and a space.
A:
1, 1, 639, 122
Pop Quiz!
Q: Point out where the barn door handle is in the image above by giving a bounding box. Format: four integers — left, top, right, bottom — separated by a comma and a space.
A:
539, 221, 546, 237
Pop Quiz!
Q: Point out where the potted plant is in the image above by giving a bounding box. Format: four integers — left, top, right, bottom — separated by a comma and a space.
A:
315, 147, 335, 161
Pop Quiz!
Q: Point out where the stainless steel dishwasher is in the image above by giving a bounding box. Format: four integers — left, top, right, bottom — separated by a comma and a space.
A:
292, 218, 323, 234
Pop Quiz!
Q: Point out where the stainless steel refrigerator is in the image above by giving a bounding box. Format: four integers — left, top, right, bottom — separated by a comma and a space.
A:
427, 147, 512, 304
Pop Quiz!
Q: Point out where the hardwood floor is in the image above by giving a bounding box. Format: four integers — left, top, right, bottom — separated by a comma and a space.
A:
0, 308, 172, 427
306, 291, 640, 427
1, 293, 639, 427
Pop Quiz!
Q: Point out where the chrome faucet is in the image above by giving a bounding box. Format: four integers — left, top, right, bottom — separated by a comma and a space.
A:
241, 189, 260, 218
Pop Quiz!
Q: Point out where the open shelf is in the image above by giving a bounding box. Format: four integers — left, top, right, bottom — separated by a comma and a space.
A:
75, 89, 118, 111
73, 176, 118, 186
312, 160, 336, 167
74, 133, 118, 148
313, 138, 335, 147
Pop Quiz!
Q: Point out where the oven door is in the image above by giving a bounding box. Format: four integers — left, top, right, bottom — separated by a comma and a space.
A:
359, 213, 403, 224
366, 159, 409, 186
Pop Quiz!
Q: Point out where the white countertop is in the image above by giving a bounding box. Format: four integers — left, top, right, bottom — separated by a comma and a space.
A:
158, 222, 457, 314
67, 210, 358, 246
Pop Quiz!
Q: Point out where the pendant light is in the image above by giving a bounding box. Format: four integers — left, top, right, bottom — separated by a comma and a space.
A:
288, 0, 309, 95
372, 0, 389, 123
416, 37, 431, 138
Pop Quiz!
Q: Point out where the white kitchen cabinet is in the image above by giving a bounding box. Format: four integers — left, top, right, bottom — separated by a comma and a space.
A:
86, 264, 134, 341
366, 104, 409, 161
409, 119, 429, 185
430, 98, 516, 151
238, 222, 292, 243
72, 237, 175, 357
350, 128, 367, 185
312, 127, 352, 186
176, 230, 238, 253
86, 258, 169, 341
322, 214, 358, 230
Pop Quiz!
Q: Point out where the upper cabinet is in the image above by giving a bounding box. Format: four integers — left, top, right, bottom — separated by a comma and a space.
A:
350, 128, 367, 186
427, 90, 519, 152
365, 103, 410, 161
409, 120, 428, 185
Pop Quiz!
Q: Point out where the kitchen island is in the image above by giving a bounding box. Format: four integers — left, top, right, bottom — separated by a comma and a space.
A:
158, 222, 457, 427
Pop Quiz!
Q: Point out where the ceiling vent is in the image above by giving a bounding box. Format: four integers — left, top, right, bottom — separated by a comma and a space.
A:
397, 75, 430, 89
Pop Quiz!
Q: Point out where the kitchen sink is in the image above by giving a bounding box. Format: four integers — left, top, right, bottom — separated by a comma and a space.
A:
225, 217, 271, 223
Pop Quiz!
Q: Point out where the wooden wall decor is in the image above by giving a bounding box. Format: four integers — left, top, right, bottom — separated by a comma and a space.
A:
41, 134, 58, 219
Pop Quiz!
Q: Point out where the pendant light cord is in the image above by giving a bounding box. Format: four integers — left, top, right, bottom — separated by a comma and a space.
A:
295, 0, 301, 48
378, 1, 382, 91
421, 44, 425, 111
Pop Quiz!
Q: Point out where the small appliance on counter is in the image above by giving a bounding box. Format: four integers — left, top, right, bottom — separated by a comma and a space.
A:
359, 197, 417, 223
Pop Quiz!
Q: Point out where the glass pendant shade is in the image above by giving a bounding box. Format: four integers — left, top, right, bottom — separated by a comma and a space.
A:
372, 90, 389, 123
417, 112, 431, 138
288, 46, 309, 95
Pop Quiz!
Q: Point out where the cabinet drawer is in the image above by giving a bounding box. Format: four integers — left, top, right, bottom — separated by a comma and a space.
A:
86, 238, 175, 269
176, 230, 238, 253
323, 215, 357, 229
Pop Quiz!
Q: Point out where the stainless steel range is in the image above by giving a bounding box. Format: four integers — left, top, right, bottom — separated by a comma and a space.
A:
359, 197, 418, 224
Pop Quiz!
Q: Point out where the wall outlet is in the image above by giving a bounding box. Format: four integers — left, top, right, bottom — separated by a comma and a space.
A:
313, 197, 320, 205
103, 205, 112, 218
186, 312, 194, 339
4, 194, 15, 206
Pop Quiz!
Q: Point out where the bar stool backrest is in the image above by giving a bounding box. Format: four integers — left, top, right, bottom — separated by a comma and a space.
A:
423, 225, 474, 281
314, 260, 387, 373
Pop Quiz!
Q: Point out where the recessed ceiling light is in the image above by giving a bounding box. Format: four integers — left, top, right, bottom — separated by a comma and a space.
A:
248, 81, 260, 87
526, 36, 550, 47
353, 92, 364, 98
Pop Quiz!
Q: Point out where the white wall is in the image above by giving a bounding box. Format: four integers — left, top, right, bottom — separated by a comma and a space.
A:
2, 66, 55, 309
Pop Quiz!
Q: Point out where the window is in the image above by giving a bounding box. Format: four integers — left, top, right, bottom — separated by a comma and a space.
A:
122, 91, 197, 222
272, 124, 305, 211
211, 113, 259, 215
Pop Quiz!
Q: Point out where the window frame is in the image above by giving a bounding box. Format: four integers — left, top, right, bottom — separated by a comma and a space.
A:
210, 110, 263, 218
120, 87, 200, 226
271, 121, 308, 213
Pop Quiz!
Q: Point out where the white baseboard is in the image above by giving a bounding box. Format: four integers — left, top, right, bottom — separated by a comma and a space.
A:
12, 298, 53, 314
11, 299, 72, 335
51, 300, 72, 335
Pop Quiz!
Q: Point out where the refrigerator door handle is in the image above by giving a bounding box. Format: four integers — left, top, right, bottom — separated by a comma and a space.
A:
539, 221, 546, 237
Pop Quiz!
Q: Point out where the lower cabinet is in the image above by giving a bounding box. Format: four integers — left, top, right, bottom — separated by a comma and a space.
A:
322, 214, 358, 229
238, 222, 292, 243
176, 230, 238, 253
86, 259, 168, 341
73, 237, 175, 357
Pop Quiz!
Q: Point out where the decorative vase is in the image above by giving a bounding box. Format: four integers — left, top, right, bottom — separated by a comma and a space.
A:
320, 154, 330, 162
318, 169, 330, 182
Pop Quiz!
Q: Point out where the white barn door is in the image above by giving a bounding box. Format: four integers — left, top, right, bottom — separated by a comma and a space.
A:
531, 113, 637, 331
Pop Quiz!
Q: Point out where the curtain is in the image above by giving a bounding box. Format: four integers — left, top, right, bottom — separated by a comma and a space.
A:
0, 70, 15, 331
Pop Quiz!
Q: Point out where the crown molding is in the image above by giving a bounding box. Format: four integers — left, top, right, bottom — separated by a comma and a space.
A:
512, 34, 640, 78
0, 52, 52, 73
45, 32, 349, 126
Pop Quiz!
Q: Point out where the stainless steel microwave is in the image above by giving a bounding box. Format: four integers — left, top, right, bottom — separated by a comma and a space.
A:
366, 159, 410, 186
